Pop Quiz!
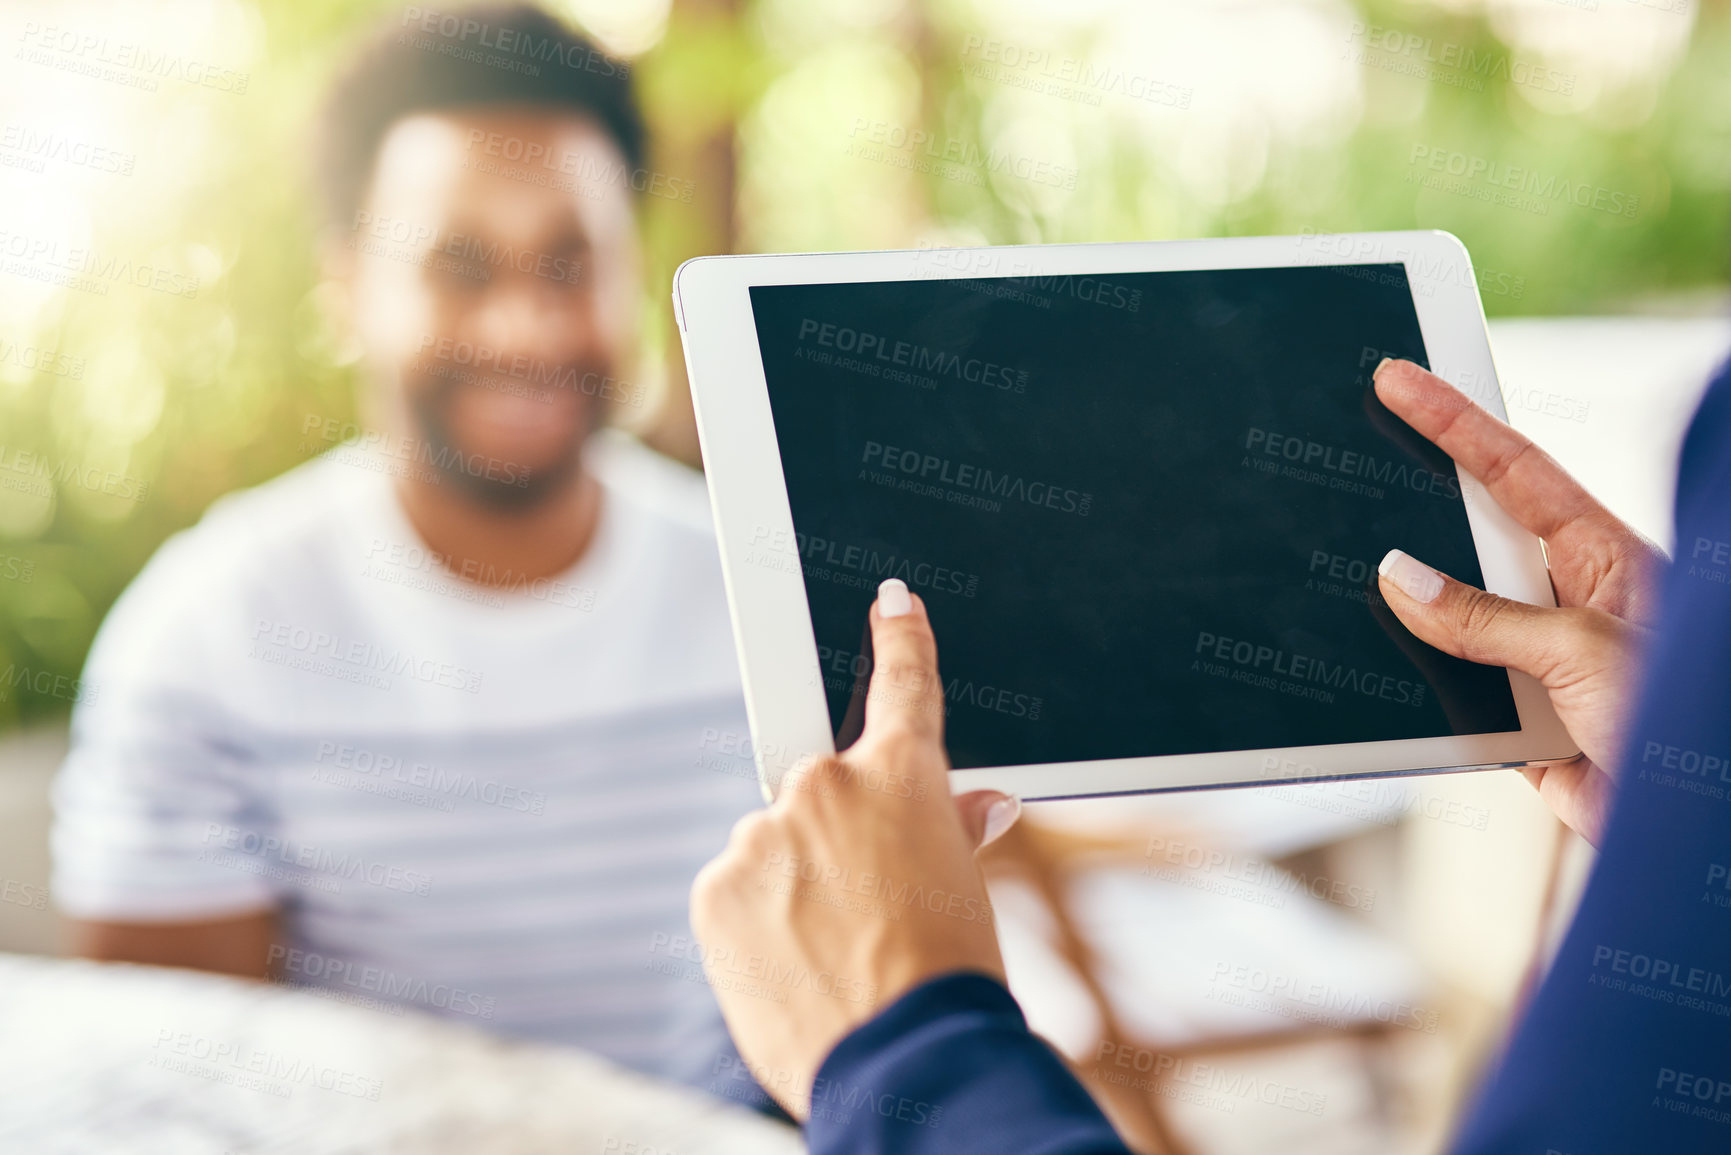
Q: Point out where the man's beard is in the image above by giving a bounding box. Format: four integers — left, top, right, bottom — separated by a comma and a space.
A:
405, 373, 596, 512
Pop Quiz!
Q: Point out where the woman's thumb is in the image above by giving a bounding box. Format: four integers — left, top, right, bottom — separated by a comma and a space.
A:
1377, 549, 1566, 680
954, 791, 1022, 850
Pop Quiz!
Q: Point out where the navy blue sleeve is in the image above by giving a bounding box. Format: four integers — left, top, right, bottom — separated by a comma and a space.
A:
1452, 357, 1731, 1155
804, 971, 1131, 1155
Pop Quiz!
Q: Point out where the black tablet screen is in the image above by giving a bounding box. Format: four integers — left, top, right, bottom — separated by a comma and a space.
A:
748, 263, 1520, 771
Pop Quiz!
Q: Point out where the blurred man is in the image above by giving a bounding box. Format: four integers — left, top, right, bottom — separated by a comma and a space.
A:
50, 4, 763, 1095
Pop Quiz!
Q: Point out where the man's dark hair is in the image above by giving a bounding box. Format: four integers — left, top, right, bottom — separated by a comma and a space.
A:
315, 3, 646, 228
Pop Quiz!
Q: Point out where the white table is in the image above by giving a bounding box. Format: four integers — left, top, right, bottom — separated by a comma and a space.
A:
0, 952, 802, 1155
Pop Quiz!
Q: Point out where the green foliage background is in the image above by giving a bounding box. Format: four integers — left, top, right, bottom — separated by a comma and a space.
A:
0, 0, 1727, 730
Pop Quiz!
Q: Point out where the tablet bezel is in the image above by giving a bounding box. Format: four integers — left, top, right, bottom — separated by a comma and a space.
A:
673, 230, 1579, 800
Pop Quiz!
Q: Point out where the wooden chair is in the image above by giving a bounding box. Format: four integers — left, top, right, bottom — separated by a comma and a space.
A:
980, 819, 1415, 1155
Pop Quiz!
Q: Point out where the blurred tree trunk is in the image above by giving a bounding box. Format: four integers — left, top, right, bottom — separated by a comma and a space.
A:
634, 0, 750, 470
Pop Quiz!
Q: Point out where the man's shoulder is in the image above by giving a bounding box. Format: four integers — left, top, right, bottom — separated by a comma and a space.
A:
87, 455, 367, 669
202, 451, 366, 544
588, 433, 738, 653
588, 430, 717, 544
147, 454, 363, 588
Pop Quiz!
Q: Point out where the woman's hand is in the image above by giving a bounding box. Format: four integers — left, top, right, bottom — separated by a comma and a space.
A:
1372, 359, 1665, 844
690, 580, 1019, 1120
689, 358, 1657, 1117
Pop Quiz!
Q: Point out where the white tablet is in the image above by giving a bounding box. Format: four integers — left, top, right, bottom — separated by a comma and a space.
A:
673, 230, 1578, 801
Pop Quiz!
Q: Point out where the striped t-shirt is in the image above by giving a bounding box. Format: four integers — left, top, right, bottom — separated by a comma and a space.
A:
50, 430, 766, 1085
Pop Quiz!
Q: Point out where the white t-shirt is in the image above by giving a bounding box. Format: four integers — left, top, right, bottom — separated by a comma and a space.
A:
51, 431, 765, 1083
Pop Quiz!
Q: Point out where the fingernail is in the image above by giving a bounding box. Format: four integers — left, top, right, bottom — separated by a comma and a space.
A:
1379, 549, 1444, 604
877, 578, 912, 618
1374, 357, 1393, 379
980, 796, 1022, 848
